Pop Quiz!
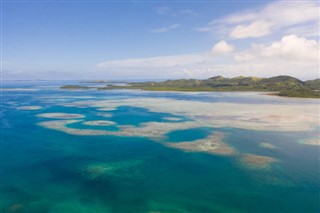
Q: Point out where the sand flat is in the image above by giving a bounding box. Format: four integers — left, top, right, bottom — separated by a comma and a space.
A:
37, 113, 84, 119
165, 132, 236, 156
63, 97, 319, 132
17, 106, 42, 110
300, 137, 320, 146
240, 154, 278, 169
82, 120, 115, 126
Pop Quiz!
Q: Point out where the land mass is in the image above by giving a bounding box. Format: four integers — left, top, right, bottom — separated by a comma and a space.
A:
60, 75, 320, 98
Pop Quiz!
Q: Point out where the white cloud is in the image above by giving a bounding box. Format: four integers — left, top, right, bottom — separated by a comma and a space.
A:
150, 24, 180, 33
199, 1, 320, 39
97, 53, 211, 68
234, 34, 320, 61
262, 1, 319, 27
233, 52, 255, 62
156, 7, 198, 17
212, 40, 234, 55
179, 9, 198, 17
285, 22, 320, 38
97, 35, 319, 80
230, 20, 273, 38
258, 34, 319, 61
156, 6, 171, 16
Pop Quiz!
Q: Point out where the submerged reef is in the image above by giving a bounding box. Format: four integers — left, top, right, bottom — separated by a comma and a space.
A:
164, 132, 236, 156
7, 203, 24, 212
36, 96, 317, 175
38, 120, 110, 136
80, 160, 143, 180
240, 154, 278, 169
59, 98, 319, 132
82, 120, 115, 126
259, 142, 277, 150
300, 137, 320, 146
37, 113, 84, 119
163, 117, 184, 121
37, 97, 319, 158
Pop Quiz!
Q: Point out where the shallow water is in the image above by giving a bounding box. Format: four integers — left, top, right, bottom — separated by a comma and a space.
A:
1, 81, 320, 213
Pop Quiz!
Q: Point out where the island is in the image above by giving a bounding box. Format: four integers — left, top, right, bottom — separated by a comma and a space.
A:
79, 80, 111, 83
60, 75, 320, 98
60, 85, 94, 90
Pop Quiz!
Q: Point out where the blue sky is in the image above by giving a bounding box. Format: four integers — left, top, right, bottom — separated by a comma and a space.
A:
2, 0, 319, 80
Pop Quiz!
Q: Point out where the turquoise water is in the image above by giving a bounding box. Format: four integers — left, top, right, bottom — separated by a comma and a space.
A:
1, 82, 320, 213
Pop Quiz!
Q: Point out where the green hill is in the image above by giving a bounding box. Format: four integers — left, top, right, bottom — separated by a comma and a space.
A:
125, 75, 319, 98
305, 79, 320, 90
60, 75, 320, 98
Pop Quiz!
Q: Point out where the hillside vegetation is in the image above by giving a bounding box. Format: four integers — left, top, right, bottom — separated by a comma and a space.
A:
61, 75, 320, 98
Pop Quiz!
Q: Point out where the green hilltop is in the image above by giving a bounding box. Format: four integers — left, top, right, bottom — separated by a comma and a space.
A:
61, 75, 320, 98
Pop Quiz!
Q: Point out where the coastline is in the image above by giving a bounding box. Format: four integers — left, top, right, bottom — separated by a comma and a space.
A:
59, 75, 320, 99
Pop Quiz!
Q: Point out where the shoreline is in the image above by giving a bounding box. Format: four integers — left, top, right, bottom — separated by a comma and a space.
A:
60, 86, 320, 99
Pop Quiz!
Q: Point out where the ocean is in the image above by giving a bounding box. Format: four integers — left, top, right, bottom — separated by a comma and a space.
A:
1, 81, 319, 213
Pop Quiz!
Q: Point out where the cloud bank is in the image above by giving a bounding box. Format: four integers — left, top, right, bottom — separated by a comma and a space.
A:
150, 24, 180, 33
97, 34, 319, 80
198, 1, 319, 39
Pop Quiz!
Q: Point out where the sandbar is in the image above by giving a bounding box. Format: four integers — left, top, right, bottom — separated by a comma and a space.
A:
17, 106, 42, 110
97, 107, 117, 111
164, 132, 236, 156
163, 117, 184, 121
63, 97, 319, 132
300, 137, 320, 146
37, 120, 111, 135
82, 120, 115, 126
259, 142, 277, 150
37, 113, 84, 119
240, 154, 278, 169
1, 88, 38, 91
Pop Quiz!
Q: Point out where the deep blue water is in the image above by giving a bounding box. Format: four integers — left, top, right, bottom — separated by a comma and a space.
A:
1, 81, 319, 213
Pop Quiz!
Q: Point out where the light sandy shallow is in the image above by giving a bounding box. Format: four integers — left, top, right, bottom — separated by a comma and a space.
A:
259, 142, 277, 150
300, 137, 320, 146
118, 121, 202, 139
163, 117, 184, 121
82, 120, 115, 126
38, 120, 111, 136
80, 160, 142, 180
17, 106, 42, 110
164, 132, 236, 156
37, 120, 196, 138
37, 113, 84, 119
97, 107, 117, 111
60, 97, 319, 132
37, 96, 318, 174
1, 88, 39, 91
240, 154, 278, 169
38, 118, 237, 157
96, 112, 113, 118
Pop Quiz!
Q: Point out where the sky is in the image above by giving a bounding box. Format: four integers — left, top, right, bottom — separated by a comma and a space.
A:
2, 0, 319, 80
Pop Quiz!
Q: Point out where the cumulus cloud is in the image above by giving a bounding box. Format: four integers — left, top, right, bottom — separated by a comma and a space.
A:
257, 34, 319, 60
212, 40, 234, 55
198, 1, 319, 39
98, 35, 319, 80
230, 20, 273, 38
234, 34, 320, 61
150, 24, 180, 33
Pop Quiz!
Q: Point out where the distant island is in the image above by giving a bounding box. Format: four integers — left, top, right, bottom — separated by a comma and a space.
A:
60, 75, 320, 98
79, 80, 111, 83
